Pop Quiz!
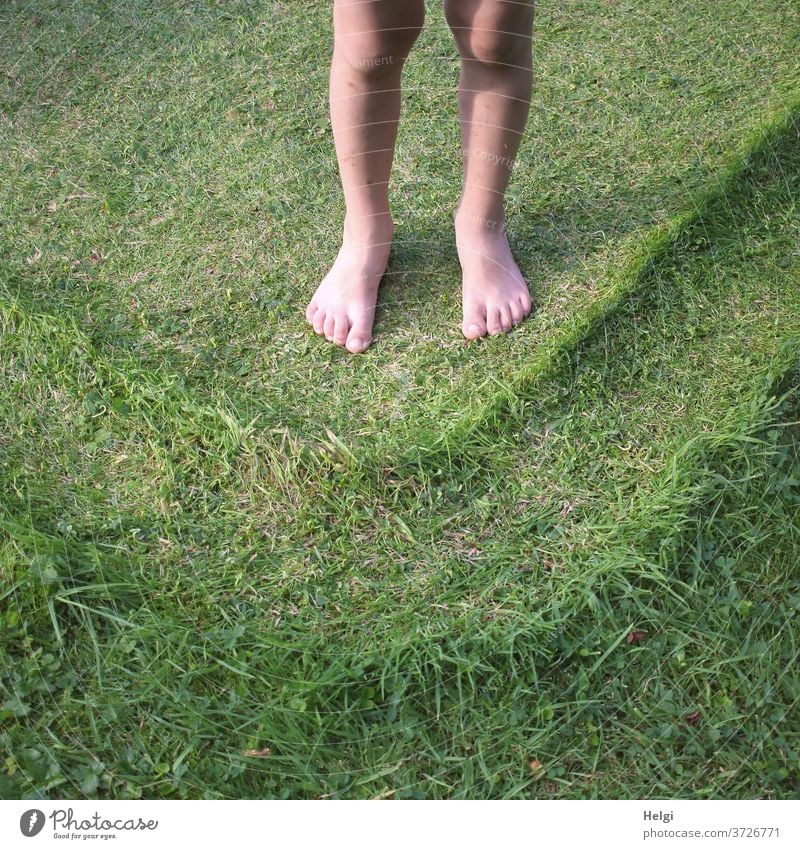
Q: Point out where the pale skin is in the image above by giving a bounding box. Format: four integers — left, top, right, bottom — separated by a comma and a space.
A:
306, 0, 535, 353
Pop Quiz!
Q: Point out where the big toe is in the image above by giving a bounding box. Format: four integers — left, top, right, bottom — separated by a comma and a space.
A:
346, 313, 373, 354
462, 306, 487, 339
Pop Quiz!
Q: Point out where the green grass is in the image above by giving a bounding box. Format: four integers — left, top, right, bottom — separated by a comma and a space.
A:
1, 1, 800, 799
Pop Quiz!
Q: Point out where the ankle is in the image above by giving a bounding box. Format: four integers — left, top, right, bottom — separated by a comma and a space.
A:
343, 211, 395, 244
455, 206, 507, 239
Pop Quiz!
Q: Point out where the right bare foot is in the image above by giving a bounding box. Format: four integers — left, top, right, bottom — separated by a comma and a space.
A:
455, 210, 533, 339
305, 216, 393, 354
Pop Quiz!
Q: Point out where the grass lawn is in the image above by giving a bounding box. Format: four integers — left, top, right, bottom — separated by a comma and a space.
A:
1, 0, 800, 799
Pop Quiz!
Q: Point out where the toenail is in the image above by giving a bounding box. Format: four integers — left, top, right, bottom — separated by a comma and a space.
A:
468, 324, 481, 333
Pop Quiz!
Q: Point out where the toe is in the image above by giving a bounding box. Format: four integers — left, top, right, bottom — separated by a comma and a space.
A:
499, 306, 513, 332
462, 321, 487, 339
323, 313, 336, 341
312, 308, 327, 335
333, 314, 350, 347
486, 305, 503, 335
346, 312, 373, 354
509, 298, 525, 324
346, 336, 370, 354
305, 299, 318, 324
462, 305, 487, 339
519, 291, 533, 316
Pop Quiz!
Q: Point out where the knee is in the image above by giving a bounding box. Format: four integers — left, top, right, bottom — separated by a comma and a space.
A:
334, 25, 422, 76
452, 27, 531, 67
445, 2, 533, 68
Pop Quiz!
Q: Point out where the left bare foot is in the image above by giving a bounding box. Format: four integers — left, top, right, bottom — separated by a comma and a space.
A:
455, 211, 533, 339
305, 215, 393, 354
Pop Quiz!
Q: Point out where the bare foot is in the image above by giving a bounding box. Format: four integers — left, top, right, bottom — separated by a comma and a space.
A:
455, 212, 533, 339
306, 216, 393, 354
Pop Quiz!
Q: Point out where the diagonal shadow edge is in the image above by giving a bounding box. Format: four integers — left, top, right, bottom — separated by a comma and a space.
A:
348, 89, 800, 483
